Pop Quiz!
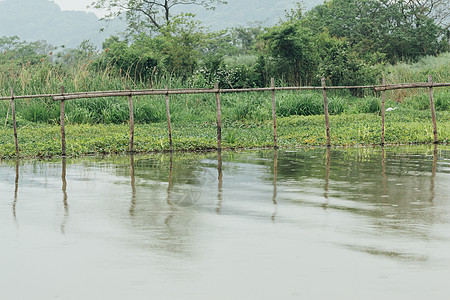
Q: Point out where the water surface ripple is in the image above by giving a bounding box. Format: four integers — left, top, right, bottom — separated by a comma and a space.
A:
1, 146, 449, 299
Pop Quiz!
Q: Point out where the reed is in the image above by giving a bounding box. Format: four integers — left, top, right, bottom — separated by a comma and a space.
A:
1, 53, 449, 128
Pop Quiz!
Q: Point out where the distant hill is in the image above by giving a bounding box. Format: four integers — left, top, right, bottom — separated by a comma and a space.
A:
0, 0, 322, 48
0, 0, 125, 48
175, 0, 321, 29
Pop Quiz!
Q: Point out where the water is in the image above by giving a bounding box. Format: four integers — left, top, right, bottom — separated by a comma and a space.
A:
1, 146, 449, 300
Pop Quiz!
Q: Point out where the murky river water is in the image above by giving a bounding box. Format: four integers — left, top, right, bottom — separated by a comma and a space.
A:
1, 146, 449, 300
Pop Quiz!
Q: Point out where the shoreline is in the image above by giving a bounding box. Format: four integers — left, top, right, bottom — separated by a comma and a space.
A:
1, 112, 449, 159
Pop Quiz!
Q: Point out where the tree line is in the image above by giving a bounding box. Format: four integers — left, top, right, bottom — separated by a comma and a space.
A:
1, 0, 449, 91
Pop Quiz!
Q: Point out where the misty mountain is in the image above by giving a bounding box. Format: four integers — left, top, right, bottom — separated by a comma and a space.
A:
0, 0, 124, 48
176, 0, 321, 30
0, 0, 321, 49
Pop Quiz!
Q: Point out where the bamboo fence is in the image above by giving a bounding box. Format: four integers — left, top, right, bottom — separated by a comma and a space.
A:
1, 76, 449, 156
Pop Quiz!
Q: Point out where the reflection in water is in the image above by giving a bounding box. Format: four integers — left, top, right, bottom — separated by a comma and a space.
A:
323, 148, 331, 209
381, 147, 387, 197
272, 150, 278, 221
165, 153, 175, 226
12, 160, 19, 223
129, 155, 136, 216
429, 144, 438, 202
60, 158, 69, 234
217, 151, 223, 215
2, 146, 450, 300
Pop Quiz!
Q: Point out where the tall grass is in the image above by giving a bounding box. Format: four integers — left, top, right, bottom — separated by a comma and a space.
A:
1, 53, 449, 126
386, 52, 450, 103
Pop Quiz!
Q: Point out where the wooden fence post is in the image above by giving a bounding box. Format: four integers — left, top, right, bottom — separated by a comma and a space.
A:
428, 75, 438, 144
381, 77, 386, 145
215, 82, 222, 151
10, 88, 19, 156
127, 87, 134, 153
271, 78, 278, 149
321, 77, 331, 147
165, 86, 173, 151
60, 86, 66, 156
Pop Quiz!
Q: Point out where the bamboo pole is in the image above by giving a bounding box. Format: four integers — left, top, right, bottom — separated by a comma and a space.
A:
271, 78, 278, 149
10, 88, 19, 156
321, 77, 331, 147
373, 82, 449, 92
1, 82, 449, 102
215, 82, 222, 151
428, 75, 438, 144
381, 77, 386, 146
60, 86, 66, 156
165, 86, 173, 151
127, 87, 134, 153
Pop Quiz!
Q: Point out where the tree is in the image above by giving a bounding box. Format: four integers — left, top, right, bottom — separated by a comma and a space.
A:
0, 36, 54, 65
394, 0, 450, 31
301, 0, 448, 62
95, 14, 207, 79
90, 0, 227, 34
261, 23, 320, 85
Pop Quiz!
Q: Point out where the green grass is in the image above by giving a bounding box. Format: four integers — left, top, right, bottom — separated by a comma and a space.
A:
0, 107, 448, 158
385, 52, 450, 103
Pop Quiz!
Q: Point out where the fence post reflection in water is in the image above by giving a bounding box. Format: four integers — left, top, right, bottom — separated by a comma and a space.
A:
60, 157, 69, 234
323, 148, 331, 208
429, 144, 438, 202
272, 149, 278, 221
165, 153, 176, 226
216, 151, 223, 215
129, 155, 136, 216
12, 160, 19, 223
381, 147, 388, 198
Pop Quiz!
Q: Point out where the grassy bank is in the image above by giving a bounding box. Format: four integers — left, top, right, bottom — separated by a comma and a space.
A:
0, 106, 448, 158
0, 53, 448, 158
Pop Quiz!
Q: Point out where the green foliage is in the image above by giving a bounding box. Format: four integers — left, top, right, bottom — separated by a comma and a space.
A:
195, 61, 262, 88
0, 36, 54, 65
1, 107, 448, 158
261, 24, 319, 85
97, 35, 160, 81
302, 0, 448, 62
161, 14, 207, 77
317, 32, 384, 92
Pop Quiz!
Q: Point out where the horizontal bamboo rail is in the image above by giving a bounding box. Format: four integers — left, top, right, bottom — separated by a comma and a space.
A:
1, 82, 449, 101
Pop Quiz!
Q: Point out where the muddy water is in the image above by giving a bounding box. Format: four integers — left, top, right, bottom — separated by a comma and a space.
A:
0, 146, 449, 300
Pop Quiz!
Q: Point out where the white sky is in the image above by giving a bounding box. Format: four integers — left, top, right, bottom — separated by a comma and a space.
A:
52, 0, 106, 17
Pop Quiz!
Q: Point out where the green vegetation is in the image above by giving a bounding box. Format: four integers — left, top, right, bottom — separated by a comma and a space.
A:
0, 0, 448, 158
0, 106, 448, 158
